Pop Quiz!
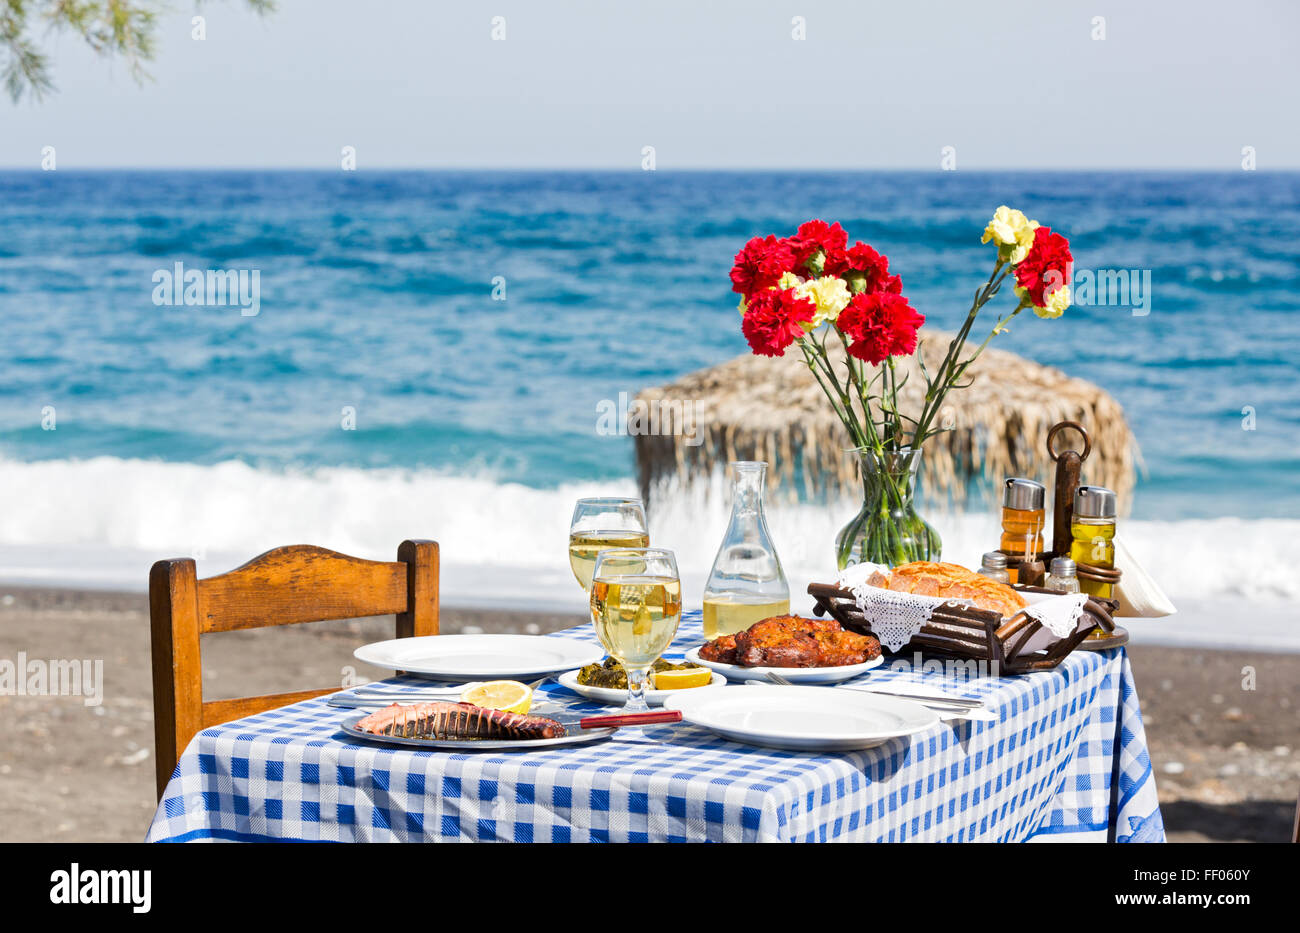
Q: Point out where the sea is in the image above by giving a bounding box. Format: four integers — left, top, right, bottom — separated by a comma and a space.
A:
0, 170, 1297, 615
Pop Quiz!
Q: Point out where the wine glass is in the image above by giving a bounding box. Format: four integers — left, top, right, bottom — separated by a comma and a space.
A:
568, 497, 648, 592
589, 548, 682, 740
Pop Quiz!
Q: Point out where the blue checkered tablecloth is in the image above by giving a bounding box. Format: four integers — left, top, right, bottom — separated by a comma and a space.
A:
147, 611, 1164, 843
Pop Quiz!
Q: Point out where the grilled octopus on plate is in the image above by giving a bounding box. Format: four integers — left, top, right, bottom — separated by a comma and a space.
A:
354, 701, 566, 740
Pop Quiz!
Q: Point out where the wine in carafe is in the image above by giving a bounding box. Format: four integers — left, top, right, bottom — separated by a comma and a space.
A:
701, 595, 791, 640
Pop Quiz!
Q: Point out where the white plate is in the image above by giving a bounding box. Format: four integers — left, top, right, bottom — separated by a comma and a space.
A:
354, 634, 604, 682
664, 685, 939, 752
683, 646, 884, 684
556, 667, 727, 706
339, 712, 615, 752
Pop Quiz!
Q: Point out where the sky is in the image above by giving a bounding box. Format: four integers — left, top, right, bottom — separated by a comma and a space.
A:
1, 0, 1298, 169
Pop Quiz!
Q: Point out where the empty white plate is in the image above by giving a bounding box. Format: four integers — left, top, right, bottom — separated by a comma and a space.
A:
664, 685, 939, 752
354, 635, 604, 682
684, 646, 883, 684
556, 667, 727, 707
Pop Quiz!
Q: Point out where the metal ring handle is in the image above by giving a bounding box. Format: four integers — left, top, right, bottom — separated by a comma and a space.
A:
1047, 421, 1091, 462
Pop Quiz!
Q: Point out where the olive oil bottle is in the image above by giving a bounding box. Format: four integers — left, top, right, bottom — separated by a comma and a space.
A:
1069, 485, 1117, 598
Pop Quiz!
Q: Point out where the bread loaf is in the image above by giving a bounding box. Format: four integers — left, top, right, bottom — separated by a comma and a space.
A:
866, 561, 1026, 618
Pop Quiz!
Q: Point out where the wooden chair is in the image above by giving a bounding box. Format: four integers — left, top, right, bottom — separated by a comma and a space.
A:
149, 540, 438, 799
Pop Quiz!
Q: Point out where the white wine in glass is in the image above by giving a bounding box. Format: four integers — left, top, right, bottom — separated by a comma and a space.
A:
589, 548, 681, 738
568, 530, 650, 590
592, 576, 683, 668
567, 497, 648, 591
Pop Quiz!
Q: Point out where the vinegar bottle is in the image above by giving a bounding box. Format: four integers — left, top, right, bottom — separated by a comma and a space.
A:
702, 461, 790, 640
999, 478, 1046, 559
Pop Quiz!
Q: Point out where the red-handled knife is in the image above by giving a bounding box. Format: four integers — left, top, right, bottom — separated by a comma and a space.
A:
573, 709, 683, 730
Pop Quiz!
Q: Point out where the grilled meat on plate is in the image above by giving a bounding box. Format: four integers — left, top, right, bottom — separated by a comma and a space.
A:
698, 634, 738, 664
700, 615, 881, 668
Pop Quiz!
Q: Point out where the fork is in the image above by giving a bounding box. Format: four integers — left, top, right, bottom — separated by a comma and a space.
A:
329, 675, 554, 708
762, 670, 985, 710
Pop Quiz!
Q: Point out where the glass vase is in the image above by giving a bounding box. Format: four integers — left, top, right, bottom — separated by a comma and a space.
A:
835, 448, 941, 570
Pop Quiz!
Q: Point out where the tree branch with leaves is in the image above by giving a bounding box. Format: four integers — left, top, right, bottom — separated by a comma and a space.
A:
2, 0, 274, 104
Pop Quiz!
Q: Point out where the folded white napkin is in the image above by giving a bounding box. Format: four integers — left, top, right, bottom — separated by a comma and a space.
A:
1021, 591, 1089, 639
1113, 538, 1177, 618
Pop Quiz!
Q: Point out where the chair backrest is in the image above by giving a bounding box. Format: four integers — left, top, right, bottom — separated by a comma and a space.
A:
149, 539, 438, 799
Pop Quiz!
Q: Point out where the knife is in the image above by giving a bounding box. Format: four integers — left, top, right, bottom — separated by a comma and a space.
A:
840, 686, 985, 709
760, 671, 985, 710
551, 709, 682, 731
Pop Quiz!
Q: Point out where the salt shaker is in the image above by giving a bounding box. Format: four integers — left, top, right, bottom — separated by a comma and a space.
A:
978, 551, 1010, 584
1044, 556, 1081, 594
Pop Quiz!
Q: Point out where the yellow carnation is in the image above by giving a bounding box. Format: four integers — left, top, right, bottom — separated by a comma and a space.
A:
1034, 284, 1071, 319
748, 272, 850, 330
772, 272, 845, 330
802, 275, 852, 327
982, 206, 1039, 264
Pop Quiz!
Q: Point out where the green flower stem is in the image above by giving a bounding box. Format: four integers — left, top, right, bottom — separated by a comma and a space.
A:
830, 328, 883, 449
801, 342, 868, 449
945, 303, 1026, 390
911, 262, 1012, 447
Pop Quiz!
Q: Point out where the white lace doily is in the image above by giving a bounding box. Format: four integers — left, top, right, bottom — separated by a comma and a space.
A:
837, 563, 976, 652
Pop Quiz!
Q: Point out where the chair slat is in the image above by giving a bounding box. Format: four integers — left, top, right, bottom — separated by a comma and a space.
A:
202, 688, 342, 729
196, 544, 409, 633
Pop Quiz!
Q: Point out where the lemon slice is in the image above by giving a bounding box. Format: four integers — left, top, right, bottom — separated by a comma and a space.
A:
651, 667, 712, 690
460, 680, 532, 714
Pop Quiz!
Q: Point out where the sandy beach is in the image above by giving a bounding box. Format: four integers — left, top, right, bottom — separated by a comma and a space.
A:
0, 584, 1294, 843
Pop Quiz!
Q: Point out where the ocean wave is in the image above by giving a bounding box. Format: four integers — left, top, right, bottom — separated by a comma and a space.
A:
0, 456, 1293, 606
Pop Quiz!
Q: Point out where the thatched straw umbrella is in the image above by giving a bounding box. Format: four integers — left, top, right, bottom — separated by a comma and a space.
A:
633, 330, 1139, 511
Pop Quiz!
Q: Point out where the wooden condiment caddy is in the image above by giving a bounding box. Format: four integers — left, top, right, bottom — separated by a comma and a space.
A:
1000, 420, 1123, 596
805, 420, 1129, 671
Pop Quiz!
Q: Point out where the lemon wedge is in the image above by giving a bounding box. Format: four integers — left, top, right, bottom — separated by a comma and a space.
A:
460, 680, 533, 714
651, 667, 712, 690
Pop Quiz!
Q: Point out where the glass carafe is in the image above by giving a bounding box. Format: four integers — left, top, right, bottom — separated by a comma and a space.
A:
701, 461, 790, 640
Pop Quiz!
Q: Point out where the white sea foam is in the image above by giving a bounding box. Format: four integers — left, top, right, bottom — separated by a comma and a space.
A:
0, 457, 1294, 615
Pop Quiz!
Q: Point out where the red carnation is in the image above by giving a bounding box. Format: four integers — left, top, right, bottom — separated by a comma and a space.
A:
741, 287, 816, 357
730, 235, 797, 297
788, 219, 848, 274
838, 292, 925, 365
836, 241, 897, 293
1013, 226, 1073, 308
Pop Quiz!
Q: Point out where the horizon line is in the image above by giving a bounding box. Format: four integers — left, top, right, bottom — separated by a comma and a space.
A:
0, 165, 1292, 173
